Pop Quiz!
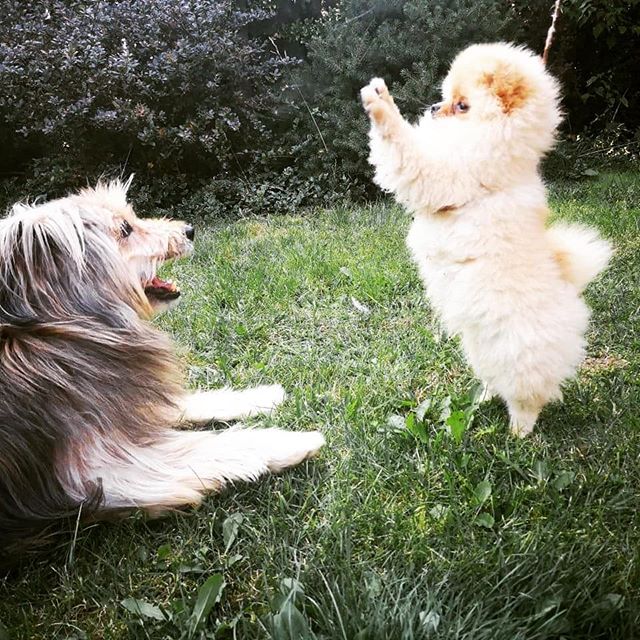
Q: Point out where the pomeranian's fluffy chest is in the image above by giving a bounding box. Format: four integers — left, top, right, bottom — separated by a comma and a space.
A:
405, 182, 565, 336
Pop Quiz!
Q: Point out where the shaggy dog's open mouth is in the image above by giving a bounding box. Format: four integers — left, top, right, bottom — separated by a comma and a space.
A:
130, 222, 194, 311
144, 274, 180, 303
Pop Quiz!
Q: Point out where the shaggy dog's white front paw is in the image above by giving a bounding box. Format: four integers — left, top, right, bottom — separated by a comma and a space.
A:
242, 384, 287, 416
178, 384, 287, 424
258, 430, 326, 472
268, 430, 326, 471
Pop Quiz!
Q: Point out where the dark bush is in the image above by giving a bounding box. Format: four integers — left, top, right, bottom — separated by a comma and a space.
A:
0, 0, 294, 188
2, 0, 638, 217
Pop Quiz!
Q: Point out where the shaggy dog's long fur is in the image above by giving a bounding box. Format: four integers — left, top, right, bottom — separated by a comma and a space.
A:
361, 43, 612, 436
0, 180, 324, 563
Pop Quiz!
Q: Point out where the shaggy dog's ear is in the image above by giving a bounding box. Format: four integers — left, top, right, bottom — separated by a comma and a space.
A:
0, 206, 88, 317
78, 175, 134, 211
1, 205, 85, 274
481, 63, 531, 114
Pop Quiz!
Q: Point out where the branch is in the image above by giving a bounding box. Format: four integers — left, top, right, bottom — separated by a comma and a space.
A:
542, 0, 562, 66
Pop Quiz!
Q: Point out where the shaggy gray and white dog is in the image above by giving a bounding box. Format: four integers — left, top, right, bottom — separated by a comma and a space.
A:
0, 180, 324, 563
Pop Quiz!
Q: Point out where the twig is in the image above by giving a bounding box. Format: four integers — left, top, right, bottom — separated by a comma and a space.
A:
268, 36, 328, 152
542, 0, 562, 65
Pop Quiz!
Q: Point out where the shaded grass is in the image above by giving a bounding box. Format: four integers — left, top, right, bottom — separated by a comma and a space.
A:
1, 172, 640, 639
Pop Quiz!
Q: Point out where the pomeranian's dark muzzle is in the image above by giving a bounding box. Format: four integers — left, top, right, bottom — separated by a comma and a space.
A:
184, 224, 195, 241
430, 102, 442, 116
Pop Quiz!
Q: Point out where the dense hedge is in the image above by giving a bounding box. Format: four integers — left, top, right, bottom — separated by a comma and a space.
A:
1, 0, 638, 215
0, 0, 293, 196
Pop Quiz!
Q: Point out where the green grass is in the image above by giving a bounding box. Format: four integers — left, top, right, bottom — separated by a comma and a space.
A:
2, 171, 640, 639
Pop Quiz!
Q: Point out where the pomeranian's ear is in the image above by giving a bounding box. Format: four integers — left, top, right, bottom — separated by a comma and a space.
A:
481, 64, 530, 114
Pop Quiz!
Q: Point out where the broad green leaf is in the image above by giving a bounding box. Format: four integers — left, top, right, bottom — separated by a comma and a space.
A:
445, 410, 466, 444
272, 600, 312, 639
429, 504, 448, 520
475, 513, 495, 529
188, 574, 225, 635
473, 480, 492, 505
223, 513, 243, 553
156, 543, 171, 561
415, 397, 432, 422
405, 412, 428, 443
438, 396, 452, 422
532, 460, 549, 483
387, 414, 406, 432
121, 598, 165, 621
552, 471, 575, 492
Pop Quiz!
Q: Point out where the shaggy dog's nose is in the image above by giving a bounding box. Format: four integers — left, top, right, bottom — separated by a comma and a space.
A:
430, 102, 442, 116
185, 224, 195, 241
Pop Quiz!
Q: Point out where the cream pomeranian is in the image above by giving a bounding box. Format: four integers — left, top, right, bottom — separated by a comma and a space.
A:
361, 43, 612, 436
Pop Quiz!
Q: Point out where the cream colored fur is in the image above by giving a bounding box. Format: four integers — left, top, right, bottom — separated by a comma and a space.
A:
361, 43, 612, 436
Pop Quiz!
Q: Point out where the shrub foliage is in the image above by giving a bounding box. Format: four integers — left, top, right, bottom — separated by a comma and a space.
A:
0, 0, 292, 183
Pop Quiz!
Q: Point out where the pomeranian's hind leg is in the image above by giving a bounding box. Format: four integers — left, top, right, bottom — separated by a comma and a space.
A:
82, 428, 325, 513
507, 398, 544, 437
178, 385, 286, 425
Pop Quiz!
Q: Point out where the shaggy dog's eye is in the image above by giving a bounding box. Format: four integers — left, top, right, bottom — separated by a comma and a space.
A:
120, 220, 133, 238
454, 101, 469, 113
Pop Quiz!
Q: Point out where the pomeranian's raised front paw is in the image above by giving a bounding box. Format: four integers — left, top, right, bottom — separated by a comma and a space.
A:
361, 77, 398, 127
361, 77, 390, 107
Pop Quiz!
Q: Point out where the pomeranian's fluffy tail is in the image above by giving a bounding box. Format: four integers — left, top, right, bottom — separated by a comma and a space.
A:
547, 223, 612, 291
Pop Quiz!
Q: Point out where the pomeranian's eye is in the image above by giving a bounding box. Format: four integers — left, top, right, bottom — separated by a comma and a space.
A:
454, 101, 469, 113
120, 220, 133, 238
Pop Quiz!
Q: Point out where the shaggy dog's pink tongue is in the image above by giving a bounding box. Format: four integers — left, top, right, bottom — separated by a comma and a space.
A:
145, 275, 179, 300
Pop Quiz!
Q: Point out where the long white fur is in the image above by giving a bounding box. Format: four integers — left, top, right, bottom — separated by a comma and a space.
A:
362, 43, 612, 436
178, 385, 288, 424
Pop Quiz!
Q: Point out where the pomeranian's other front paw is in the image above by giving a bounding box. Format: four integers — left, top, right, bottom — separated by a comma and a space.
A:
361, 77, 398, 127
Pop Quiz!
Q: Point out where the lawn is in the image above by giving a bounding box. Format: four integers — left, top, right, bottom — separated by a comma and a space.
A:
1, 172, 639, 639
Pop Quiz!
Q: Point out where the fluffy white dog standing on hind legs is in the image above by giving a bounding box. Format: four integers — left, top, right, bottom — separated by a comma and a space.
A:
361, 42, 612, 436
0, 179, 324, 563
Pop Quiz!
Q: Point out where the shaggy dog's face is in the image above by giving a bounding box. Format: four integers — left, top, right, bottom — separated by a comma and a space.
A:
72, 181, 194, 314
0, 181, 194, 320
105, 202, 194, 312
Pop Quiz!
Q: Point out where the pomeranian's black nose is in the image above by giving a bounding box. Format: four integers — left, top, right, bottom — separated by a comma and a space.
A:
185, 224, 195, 241
430, 102, 442, 115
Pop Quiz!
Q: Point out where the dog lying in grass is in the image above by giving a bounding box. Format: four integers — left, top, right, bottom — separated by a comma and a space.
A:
0, 179, 324, 563
361, 43, 611, 436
